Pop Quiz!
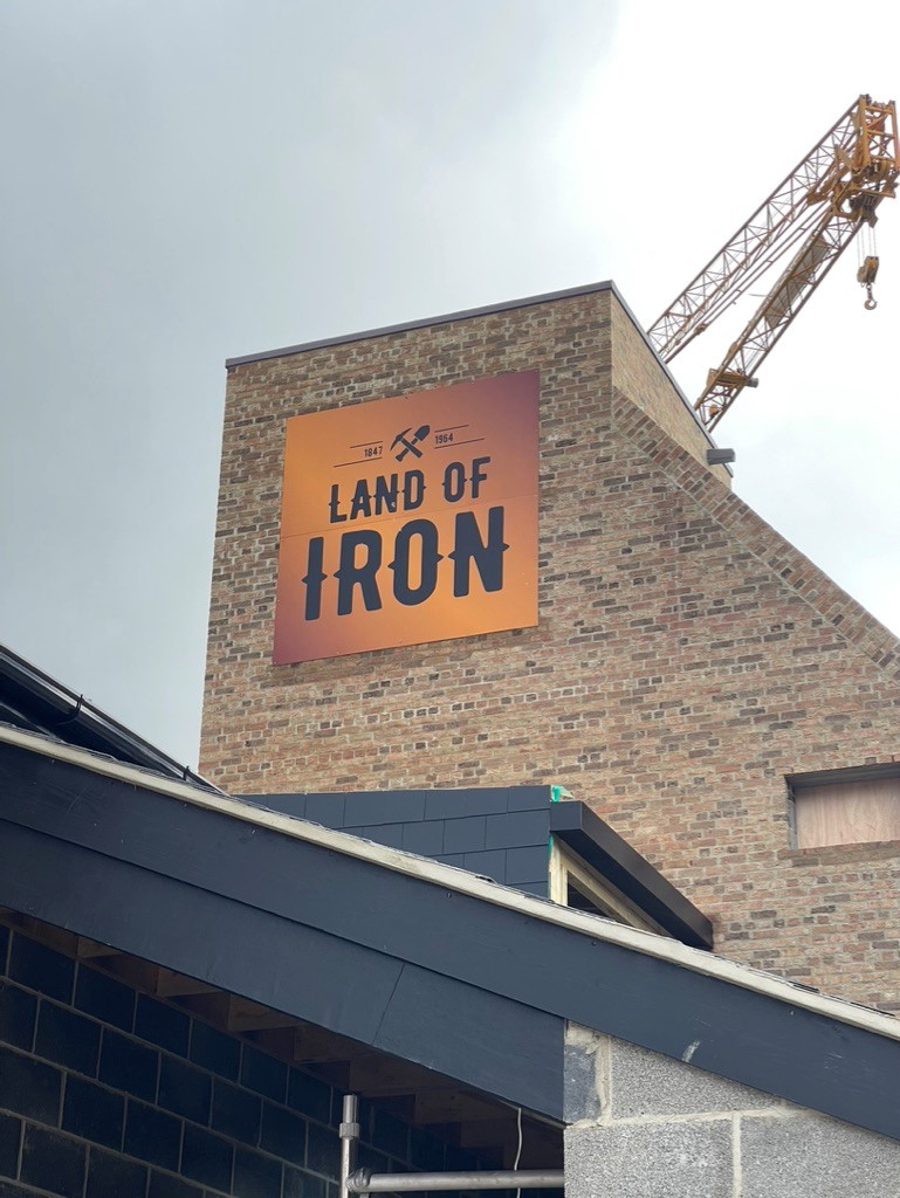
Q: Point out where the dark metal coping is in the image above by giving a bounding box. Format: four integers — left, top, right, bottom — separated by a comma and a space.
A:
0, 645, 217, 791
225, 282, 618, 368
788, 762, 900, 788
243, 787, 712, 949
223, 280, 726, 455
2, 737, 900, 1140
550, 802, 713, 950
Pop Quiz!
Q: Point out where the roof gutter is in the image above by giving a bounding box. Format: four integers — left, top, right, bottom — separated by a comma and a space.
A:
0, 647, 219, 791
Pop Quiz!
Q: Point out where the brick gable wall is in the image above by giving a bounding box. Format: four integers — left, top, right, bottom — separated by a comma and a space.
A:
202, 288, 900, 1009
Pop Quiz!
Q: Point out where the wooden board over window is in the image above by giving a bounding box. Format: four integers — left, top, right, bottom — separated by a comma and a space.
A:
793, 776, 900, 849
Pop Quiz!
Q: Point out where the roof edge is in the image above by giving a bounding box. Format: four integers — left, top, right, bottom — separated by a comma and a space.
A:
224, 279, 724, 457
610, 392, 900, 683
225, 281, 616, 368
550, 801, 713, 949
0, 646, 219, 791
3, 721, 897, 1046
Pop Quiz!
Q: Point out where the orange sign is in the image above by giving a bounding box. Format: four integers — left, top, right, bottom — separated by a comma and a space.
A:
274, 372, 539, 664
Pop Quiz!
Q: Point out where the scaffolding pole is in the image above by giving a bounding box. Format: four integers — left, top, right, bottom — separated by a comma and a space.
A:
339, 1095, 563, 1195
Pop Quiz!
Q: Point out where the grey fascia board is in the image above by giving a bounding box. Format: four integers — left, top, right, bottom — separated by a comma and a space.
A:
0, 817, 563, 1118
5, 723, 895, 1046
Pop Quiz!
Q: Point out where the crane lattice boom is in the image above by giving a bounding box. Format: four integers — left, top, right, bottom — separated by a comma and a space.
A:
648, 96, 899, 430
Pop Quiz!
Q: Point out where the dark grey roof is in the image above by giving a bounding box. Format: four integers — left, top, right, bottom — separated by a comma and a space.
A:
0, 644, 216, 790
241, 787, 713, 949
2, 728, 899, 1140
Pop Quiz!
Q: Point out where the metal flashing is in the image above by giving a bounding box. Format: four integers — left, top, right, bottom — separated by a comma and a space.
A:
550, 802, 713, 950
224, 282, 617, 368
223, 280, 726, 457
788, 761, 900, 788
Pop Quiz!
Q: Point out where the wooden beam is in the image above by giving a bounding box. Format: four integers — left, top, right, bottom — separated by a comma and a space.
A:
414, 1091, 506, 1126
292, 1023, 357, 1065
305, 1060, 352, 1090
76, 936, 120, 959
172, 992, 232, 1023
156, 968, 219, 998
459, 1119, 517, 1149
17, 916, 78, 957
246, 1028, 298, 1060
227, 997, 298, 1033
99, 954, 160, 993
348, 1053, 454, 1098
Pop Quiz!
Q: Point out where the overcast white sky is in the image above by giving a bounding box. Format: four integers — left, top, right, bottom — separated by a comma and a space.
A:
2, 1, 899, 766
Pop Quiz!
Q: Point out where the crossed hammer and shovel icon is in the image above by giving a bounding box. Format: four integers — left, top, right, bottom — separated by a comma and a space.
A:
390, 424, 431, 462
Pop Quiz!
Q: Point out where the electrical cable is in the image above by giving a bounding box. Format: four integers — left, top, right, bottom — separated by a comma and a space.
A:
513, 1107, 522, 1198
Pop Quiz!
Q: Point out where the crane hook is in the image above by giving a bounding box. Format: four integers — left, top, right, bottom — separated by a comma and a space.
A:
858, 255, 880, 309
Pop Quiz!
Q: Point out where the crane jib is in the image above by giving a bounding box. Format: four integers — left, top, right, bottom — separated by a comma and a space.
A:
647, 95, 899, 430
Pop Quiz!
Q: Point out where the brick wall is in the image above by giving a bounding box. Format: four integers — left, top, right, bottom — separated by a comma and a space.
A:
201, 285, 900, 1009
0, 924, 473, 1198
608, 298, 715, 472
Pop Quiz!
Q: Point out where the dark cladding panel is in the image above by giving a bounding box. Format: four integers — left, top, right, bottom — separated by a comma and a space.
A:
343, 791, 428, 827
0, 819, 564, 1119
238, 788, 556, 893
374, 963, 563, 1118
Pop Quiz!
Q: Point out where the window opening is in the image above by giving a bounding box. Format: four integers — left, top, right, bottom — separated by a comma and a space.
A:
789, 766, 900, 849
548, 840, 670, 936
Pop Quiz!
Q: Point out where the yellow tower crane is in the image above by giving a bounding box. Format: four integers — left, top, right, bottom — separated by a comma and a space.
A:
648, 95, 900, 431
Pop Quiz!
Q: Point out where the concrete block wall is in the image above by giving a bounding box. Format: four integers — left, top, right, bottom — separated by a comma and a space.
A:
0, 924, 481, 1198
564, 1024, 900, 1198
202, 283, 900, 1008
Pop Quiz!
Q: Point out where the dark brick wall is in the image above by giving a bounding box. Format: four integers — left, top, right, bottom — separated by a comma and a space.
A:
0, 925, 481, 1198
242, 787, 553, 897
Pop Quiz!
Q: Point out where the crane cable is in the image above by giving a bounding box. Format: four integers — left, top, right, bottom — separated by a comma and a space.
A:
856, 216, 880, 309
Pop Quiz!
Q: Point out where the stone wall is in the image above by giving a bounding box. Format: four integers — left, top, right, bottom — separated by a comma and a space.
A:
564, 1023, 900, 1198
202, 284, 900, 1007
